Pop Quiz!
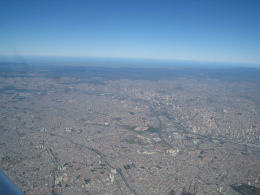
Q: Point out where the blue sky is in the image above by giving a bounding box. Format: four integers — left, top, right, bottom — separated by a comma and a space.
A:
0, 0, 260, 64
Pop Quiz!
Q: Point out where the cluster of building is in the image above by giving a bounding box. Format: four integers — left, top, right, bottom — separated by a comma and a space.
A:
0, 71, 259, 194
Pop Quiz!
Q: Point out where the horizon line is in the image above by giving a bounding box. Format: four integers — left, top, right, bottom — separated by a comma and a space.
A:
0, 54, 260, 67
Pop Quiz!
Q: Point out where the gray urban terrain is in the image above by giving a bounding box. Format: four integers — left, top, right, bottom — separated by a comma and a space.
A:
0, 63, 260, 195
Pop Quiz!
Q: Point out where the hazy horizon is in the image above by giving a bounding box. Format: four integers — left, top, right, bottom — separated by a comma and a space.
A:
1, 55, 260, 69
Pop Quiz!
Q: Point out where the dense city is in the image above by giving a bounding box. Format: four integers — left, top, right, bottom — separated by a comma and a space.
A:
0, 65, 259, 194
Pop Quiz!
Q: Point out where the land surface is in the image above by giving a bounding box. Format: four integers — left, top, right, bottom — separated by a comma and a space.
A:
0, 63, 260, 195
